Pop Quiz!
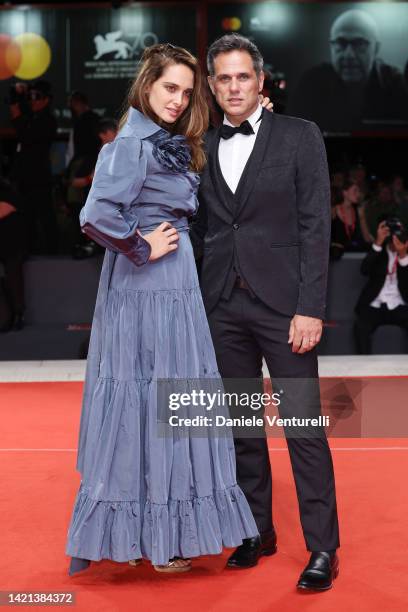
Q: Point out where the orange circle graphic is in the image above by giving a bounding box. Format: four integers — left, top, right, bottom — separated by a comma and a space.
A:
0, 32, 51, 80
221, 17, 242, 32
0, 34, 22, 80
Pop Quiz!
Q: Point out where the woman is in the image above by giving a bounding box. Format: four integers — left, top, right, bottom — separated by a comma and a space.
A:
330, 179, 370, 259
65, 44, 258, 575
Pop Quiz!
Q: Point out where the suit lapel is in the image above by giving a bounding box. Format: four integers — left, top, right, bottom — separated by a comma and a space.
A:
234, 112, 274, 218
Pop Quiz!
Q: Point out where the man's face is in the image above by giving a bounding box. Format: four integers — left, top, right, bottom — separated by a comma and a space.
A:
378, 186, 392, 204
392, 176, 403, 192
29, 93, 49, 113
208, 50, 264, 125
99, 129, 117, 145
68, 97, 81, 116
330, 23, 378, 83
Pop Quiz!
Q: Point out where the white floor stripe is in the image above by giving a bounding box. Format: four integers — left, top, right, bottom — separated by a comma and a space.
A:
327, 447, 408, 451
1, 356, 408, 382
267, 447, 408, 451
0, 448, 77, 452
0, 447, 407, 452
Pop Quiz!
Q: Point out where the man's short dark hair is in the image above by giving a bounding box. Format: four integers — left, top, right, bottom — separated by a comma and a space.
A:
207, 34, 264, 77
29, 80, 52, 99
98, 118, 118, 134
69, 91, 88, 105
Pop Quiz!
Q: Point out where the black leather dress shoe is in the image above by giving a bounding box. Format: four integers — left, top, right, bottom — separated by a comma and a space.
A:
297, 552, 339, 591
227, 532, 277, 568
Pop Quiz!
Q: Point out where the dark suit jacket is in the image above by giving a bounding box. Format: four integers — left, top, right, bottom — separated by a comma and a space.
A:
0, 179, 25, 257
355, 246, 408, 313
190, 111, 331, 319
11, 107, 57, 188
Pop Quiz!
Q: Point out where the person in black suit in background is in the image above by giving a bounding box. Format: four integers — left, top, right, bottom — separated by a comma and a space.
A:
355, 219, 408, 353
9, 81, 58, 254
0, 178, 26, 332
191, 34, 339, 591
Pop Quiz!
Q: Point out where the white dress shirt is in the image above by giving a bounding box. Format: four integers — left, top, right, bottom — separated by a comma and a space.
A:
218, 104, 263, 194
370, 242, 408, 309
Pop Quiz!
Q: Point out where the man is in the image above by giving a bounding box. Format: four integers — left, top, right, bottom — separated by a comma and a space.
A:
71, 118, 118, 192
69, 119, 118, 259
363, 184, 404, 239
10, 80, 58, 254
355, 219, 408, 353
65, 94, 104, 254
191, 34, 339, 591
67, 91, 101, 163
287, 9, 408, 131
0, 178, 26, 332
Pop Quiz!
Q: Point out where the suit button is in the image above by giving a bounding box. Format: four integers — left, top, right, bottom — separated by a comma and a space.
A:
233, 223, 240, 230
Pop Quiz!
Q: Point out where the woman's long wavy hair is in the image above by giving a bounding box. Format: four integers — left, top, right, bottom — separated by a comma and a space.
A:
119, 44, 208, 172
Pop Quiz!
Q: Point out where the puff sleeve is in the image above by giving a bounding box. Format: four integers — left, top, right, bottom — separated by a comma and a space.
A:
79, 135, 151, 266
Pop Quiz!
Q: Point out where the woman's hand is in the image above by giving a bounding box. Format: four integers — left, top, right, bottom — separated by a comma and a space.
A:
259, 94, 274, 112
142, 222, 179, 261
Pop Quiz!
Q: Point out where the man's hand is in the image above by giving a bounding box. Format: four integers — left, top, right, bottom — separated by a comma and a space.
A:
14, 83, 28, 95
72, 176, 92, 188
288, 315, 323, 354
142, 222, 179, 261
393, 234, 408, 259
259, 94, 274, 112
375, 220, 390, 247
9, 103, 21, 119
10, 84, 27, 119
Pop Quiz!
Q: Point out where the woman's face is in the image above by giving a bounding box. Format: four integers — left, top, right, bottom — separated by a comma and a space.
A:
332, 172, 345, 188
147, 63, 194, 124
344, 184, 361, 204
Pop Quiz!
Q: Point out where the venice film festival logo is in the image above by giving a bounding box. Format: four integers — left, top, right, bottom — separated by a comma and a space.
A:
0, 33, 51, 80
86, 30, 159, 80
93, 30, 158, 61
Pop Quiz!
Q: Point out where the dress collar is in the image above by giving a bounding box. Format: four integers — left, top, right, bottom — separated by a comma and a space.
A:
125, 106, 165, 139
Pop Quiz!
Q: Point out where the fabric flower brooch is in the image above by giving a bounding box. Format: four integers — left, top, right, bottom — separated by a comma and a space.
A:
152, 134, 192, 174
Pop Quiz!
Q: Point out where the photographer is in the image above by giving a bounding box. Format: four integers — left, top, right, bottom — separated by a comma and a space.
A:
354, 218, 408, 353
9, 80, 58, 254
0, 178, 26, 332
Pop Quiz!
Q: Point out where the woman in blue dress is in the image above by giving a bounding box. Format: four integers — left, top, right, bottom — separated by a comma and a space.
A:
65, 44, 258, 575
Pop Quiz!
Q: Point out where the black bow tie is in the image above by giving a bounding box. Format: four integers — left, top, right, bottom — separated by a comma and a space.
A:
220, 120, 255, 140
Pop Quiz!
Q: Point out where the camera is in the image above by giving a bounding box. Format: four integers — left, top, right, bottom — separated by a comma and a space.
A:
385, 217, 408, 243
5, 81, 52, 106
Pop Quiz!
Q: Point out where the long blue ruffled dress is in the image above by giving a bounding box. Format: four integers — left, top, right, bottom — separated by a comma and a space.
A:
65, 107, 258, 574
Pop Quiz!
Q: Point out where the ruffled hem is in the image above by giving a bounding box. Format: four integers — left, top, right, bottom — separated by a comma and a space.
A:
66, 483, 258, 565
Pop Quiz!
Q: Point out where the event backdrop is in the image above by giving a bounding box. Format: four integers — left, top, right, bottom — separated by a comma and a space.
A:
0, 5, 197, 127
1, 2, 408, 133
209, 2, 408, 133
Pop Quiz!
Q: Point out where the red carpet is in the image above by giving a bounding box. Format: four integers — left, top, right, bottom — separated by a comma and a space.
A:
1, 382, 408, 611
